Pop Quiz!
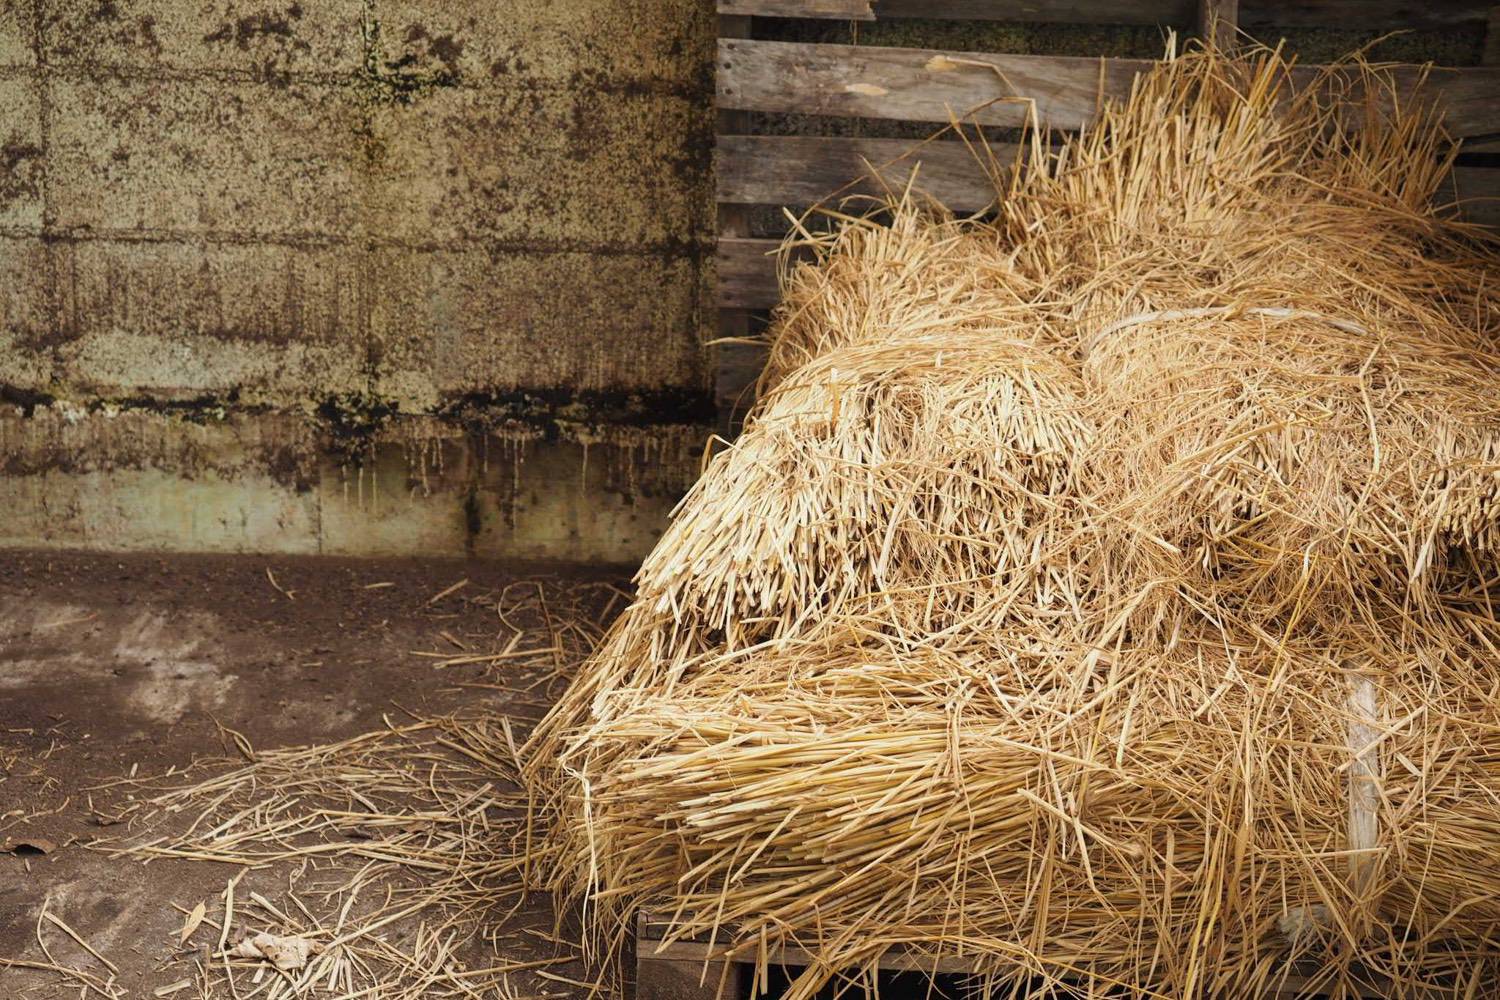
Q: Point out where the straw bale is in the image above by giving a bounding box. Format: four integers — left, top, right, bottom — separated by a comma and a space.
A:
526, 42, 1500, 999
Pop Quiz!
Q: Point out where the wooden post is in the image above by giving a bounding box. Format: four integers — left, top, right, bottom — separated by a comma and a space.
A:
635, 912, 750, 1000
716, 14, 759, 436
636, 957, 749, 1000
1197, 0, 1239, 50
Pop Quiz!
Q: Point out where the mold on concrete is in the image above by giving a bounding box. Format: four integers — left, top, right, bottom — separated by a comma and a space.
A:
0, 4, 34, 68
0, 405, 703, 560
372, 0, 714, 93
0, 238, 56, 388
49, 241, 370, 401
40, 0, 366, 76
0, 76, 45, 229
0, 404, 318, 485
362, 86, 713, 248
47, 78, 364, 235
4, 0, 713, 558
368, 247, 710, 409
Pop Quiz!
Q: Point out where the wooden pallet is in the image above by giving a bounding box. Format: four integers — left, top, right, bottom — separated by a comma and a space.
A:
710, 0, 1500, 427
634, 910, 1411, 1000
634, 910, 972, 1000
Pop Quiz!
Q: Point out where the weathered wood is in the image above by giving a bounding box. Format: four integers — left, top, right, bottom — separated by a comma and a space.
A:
636, 955, 748, 1000
1403, 64, 1500, 138
722, 0, 1491, 28
716, 134, 1017, 210
717, 14, 759, 433
1231, 0, 1490, 28
719, 39, 1147, 130
636, 912, 750, 1000
717, 137, 1500, 224
717, 237, 782, 311
636, 911, 1395, 998
645, 932, 983, 976
1198, 0, 1239, 48
1484, 6, 1500, 66
875, 0, 1192, 23
718, 0, 873, 18
719, 39, 1500, 138
716, 167, 1499, 310
1452, 165, 1500, 227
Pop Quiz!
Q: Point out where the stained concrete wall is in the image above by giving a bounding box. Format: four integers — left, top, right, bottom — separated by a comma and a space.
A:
0, 0, 715, 560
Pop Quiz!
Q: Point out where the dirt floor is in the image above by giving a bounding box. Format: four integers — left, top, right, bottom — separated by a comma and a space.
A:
0, 550, 629, 999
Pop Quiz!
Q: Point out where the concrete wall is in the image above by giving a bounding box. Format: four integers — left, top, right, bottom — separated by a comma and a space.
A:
0, 0, 715, 560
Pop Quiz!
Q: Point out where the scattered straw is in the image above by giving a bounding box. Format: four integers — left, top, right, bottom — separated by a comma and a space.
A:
107, 716, 575, 1000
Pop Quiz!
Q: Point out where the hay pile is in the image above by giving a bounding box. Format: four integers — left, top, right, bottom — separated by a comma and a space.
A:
526, 44, 1500, 998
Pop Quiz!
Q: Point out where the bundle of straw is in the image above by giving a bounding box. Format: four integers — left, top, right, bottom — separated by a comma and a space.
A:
526, 42, 1500, 999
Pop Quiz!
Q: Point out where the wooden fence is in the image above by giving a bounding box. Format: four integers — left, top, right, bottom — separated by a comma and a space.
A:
712, 1, 1500, 422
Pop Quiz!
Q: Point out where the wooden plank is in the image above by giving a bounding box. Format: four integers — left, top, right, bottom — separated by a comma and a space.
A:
718, 39, 1500, 138
719, 39, 1148, 131
717, 14, 759, 432
727, 0, 1490, 28
874, 0, 1190, 23
717, 237, 782, 311
645, 933, 983, 976
1237, 0, 1489, 28
719, 0, 873, 18
1452, 165, 1500, 227
716, 134, 1017, 210
636, 912, 750, 1000
717, 139, 1500, 223
1407, 65, 1500, 139
1484, 6, 1500, 66
1198, 0, 1239, 48
716, 169, 1498, 311
636, 913, 1394, 997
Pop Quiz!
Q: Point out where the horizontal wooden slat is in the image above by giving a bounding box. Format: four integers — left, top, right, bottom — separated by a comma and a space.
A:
1414, 65, 1500, 138
717, 0, 1490, 27
719, 137, 1500, 221
1452, 165, 1500, 226
719, 0, 873, 17
717, 237, 783, 311
719, 39, 1500, 138
1236, 0, 1491, 27
717, 169, 1500, 308
637, 911, 1389, 997
875, 0, 1192, 24
720, 39, 1148, 130
716, 134, 1017, 210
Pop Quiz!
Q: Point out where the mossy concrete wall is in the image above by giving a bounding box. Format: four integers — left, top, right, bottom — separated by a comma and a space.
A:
0, 0, 715, 560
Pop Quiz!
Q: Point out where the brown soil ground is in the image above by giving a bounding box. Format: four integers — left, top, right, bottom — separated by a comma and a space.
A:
0, 549, 627, 1000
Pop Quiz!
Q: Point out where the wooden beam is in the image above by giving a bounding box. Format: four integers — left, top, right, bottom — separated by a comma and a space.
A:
636, 912, 1392, 997
1237, 0, 1489, 28
874, 0, 1191, 23
1401, 64, 1500, 139
718, 39, 1500, 138
719, 39, 1149, 130
717, 237, 782, 311
717, 168, 1499, 310
716, 134, 1018, 210
1452, 166, 1500, 227
717, 14, 760, 431
720, 0, 1490, 27
718, 0, 874, 18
